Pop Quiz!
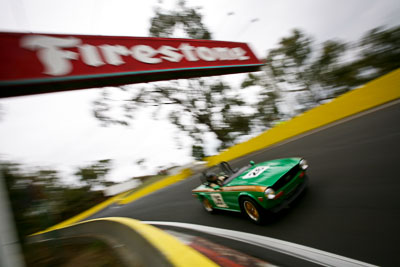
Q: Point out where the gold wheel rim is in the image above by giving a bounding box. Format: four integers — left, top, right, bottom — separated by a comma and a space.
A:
244, 200, 259, 221
203, 198, 213, 212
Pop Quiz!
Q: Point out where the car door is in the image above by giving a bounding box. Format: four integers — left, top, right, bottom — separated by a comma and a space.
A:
220, 187, 241, 210
208, 190, 229, 209
205, 187, 240, 211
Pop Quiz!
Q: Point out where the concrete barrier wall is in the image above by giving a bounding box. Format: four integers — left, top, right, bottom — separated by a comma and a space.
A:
206, 69, 400, 166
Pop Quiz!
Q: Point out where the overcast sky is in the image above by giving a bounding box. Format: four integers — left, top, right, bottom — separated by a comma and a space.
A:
0, 0, 399, 182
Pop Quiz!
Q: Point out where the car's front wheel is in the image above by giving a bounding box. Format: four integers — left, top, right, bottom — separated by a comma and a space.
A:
240, 196, 265, 224
202, 197, 216, 214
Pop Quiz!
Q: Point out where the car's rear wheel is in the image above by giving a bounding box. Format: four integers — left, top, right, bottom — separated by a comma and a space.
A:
202, 197, 215, 214
240, 196, 265, 224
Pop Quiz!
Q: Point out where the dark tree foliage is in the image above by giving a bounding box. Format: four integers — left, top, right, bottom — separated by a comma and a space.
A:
241, 73, 280, 125
2, 162, 60, 240
122, 78, 254, 150
351, 25, 400, 83
74, 159, 113, 189
311, 25, 400, 99
245, 26, 400, 116
93, 0, 272, 152
1, 160, 109, 248
93, 1, 400, 152
149, 0, 212, 39
192, 145, 205, 160
241, 29, 323, 116
266, 29, 341, 112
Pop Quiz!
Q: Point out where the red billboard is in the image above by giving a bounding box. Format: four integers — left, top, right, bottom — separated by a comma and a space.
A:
0, 32, 263, 98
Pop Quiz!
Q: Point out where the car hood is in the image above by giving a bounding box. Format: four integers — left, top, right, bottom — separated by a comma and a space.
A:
225, 158, 301, 187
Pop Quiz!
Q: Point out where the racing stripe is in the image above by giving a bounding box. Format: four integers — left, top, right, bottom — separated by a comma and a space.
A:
222, 185, 267, 192
192, 185, 266, 193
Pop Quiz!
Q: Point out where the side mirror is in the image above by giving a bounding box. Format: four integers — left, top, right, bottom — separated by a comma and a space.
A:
212, 185, 221, 190
250, 161, 255, 166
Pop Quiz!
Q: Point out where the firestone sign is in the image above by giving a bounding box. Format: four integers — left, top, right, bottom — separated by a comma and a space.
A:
0, 32, 263, 97
21, 35, 253, 76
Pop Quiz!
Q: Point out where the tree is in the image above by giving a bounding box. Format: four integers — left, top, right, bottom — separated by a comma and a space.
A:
192, 144, 205, 160
307, 40, 350, 99
244, 29, 352, 116
93, 3, 400, 153
349, 25, 400, 83
258, 26, 400, 117
240, 73, 281, 126
1, 160, 109, 244
264, 29, 351, 114
93, 0, 264, 152
74, 159, 114, 189
149, 0, 212, 39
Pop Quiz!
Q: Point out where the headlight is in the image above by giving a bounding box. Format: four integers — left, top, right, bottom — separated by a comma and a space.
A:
299, 159, 308, 170
264, 188, 276, 199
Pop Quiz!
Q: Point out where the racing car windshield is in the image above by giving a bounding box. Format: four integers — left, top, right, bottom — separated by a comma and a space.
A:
223, 165, 251, 185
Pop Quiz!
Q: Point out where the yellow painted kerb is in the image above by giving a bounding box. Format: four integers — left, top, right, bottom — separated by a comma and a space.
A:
106, 217, 218, 267
34, 169, 192, 234
118, 168, 192, 205
35, 217, 218, 267
34, 190, 130, 235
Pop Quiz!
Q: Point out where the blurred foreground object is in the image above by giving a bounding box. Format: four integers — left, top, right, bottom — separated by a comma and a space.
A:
30, 217, 219, 267
0, 171, 25, 267
30, 216, 376, 266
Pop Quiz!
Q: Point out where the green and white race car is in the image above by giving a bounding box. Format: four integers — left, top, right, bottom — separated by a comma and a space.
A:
192, 158, 308, 224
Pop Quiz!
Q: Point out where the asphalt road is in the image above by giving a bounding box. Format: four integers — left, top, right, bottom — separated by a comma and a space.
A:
92, 100, 400, 267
